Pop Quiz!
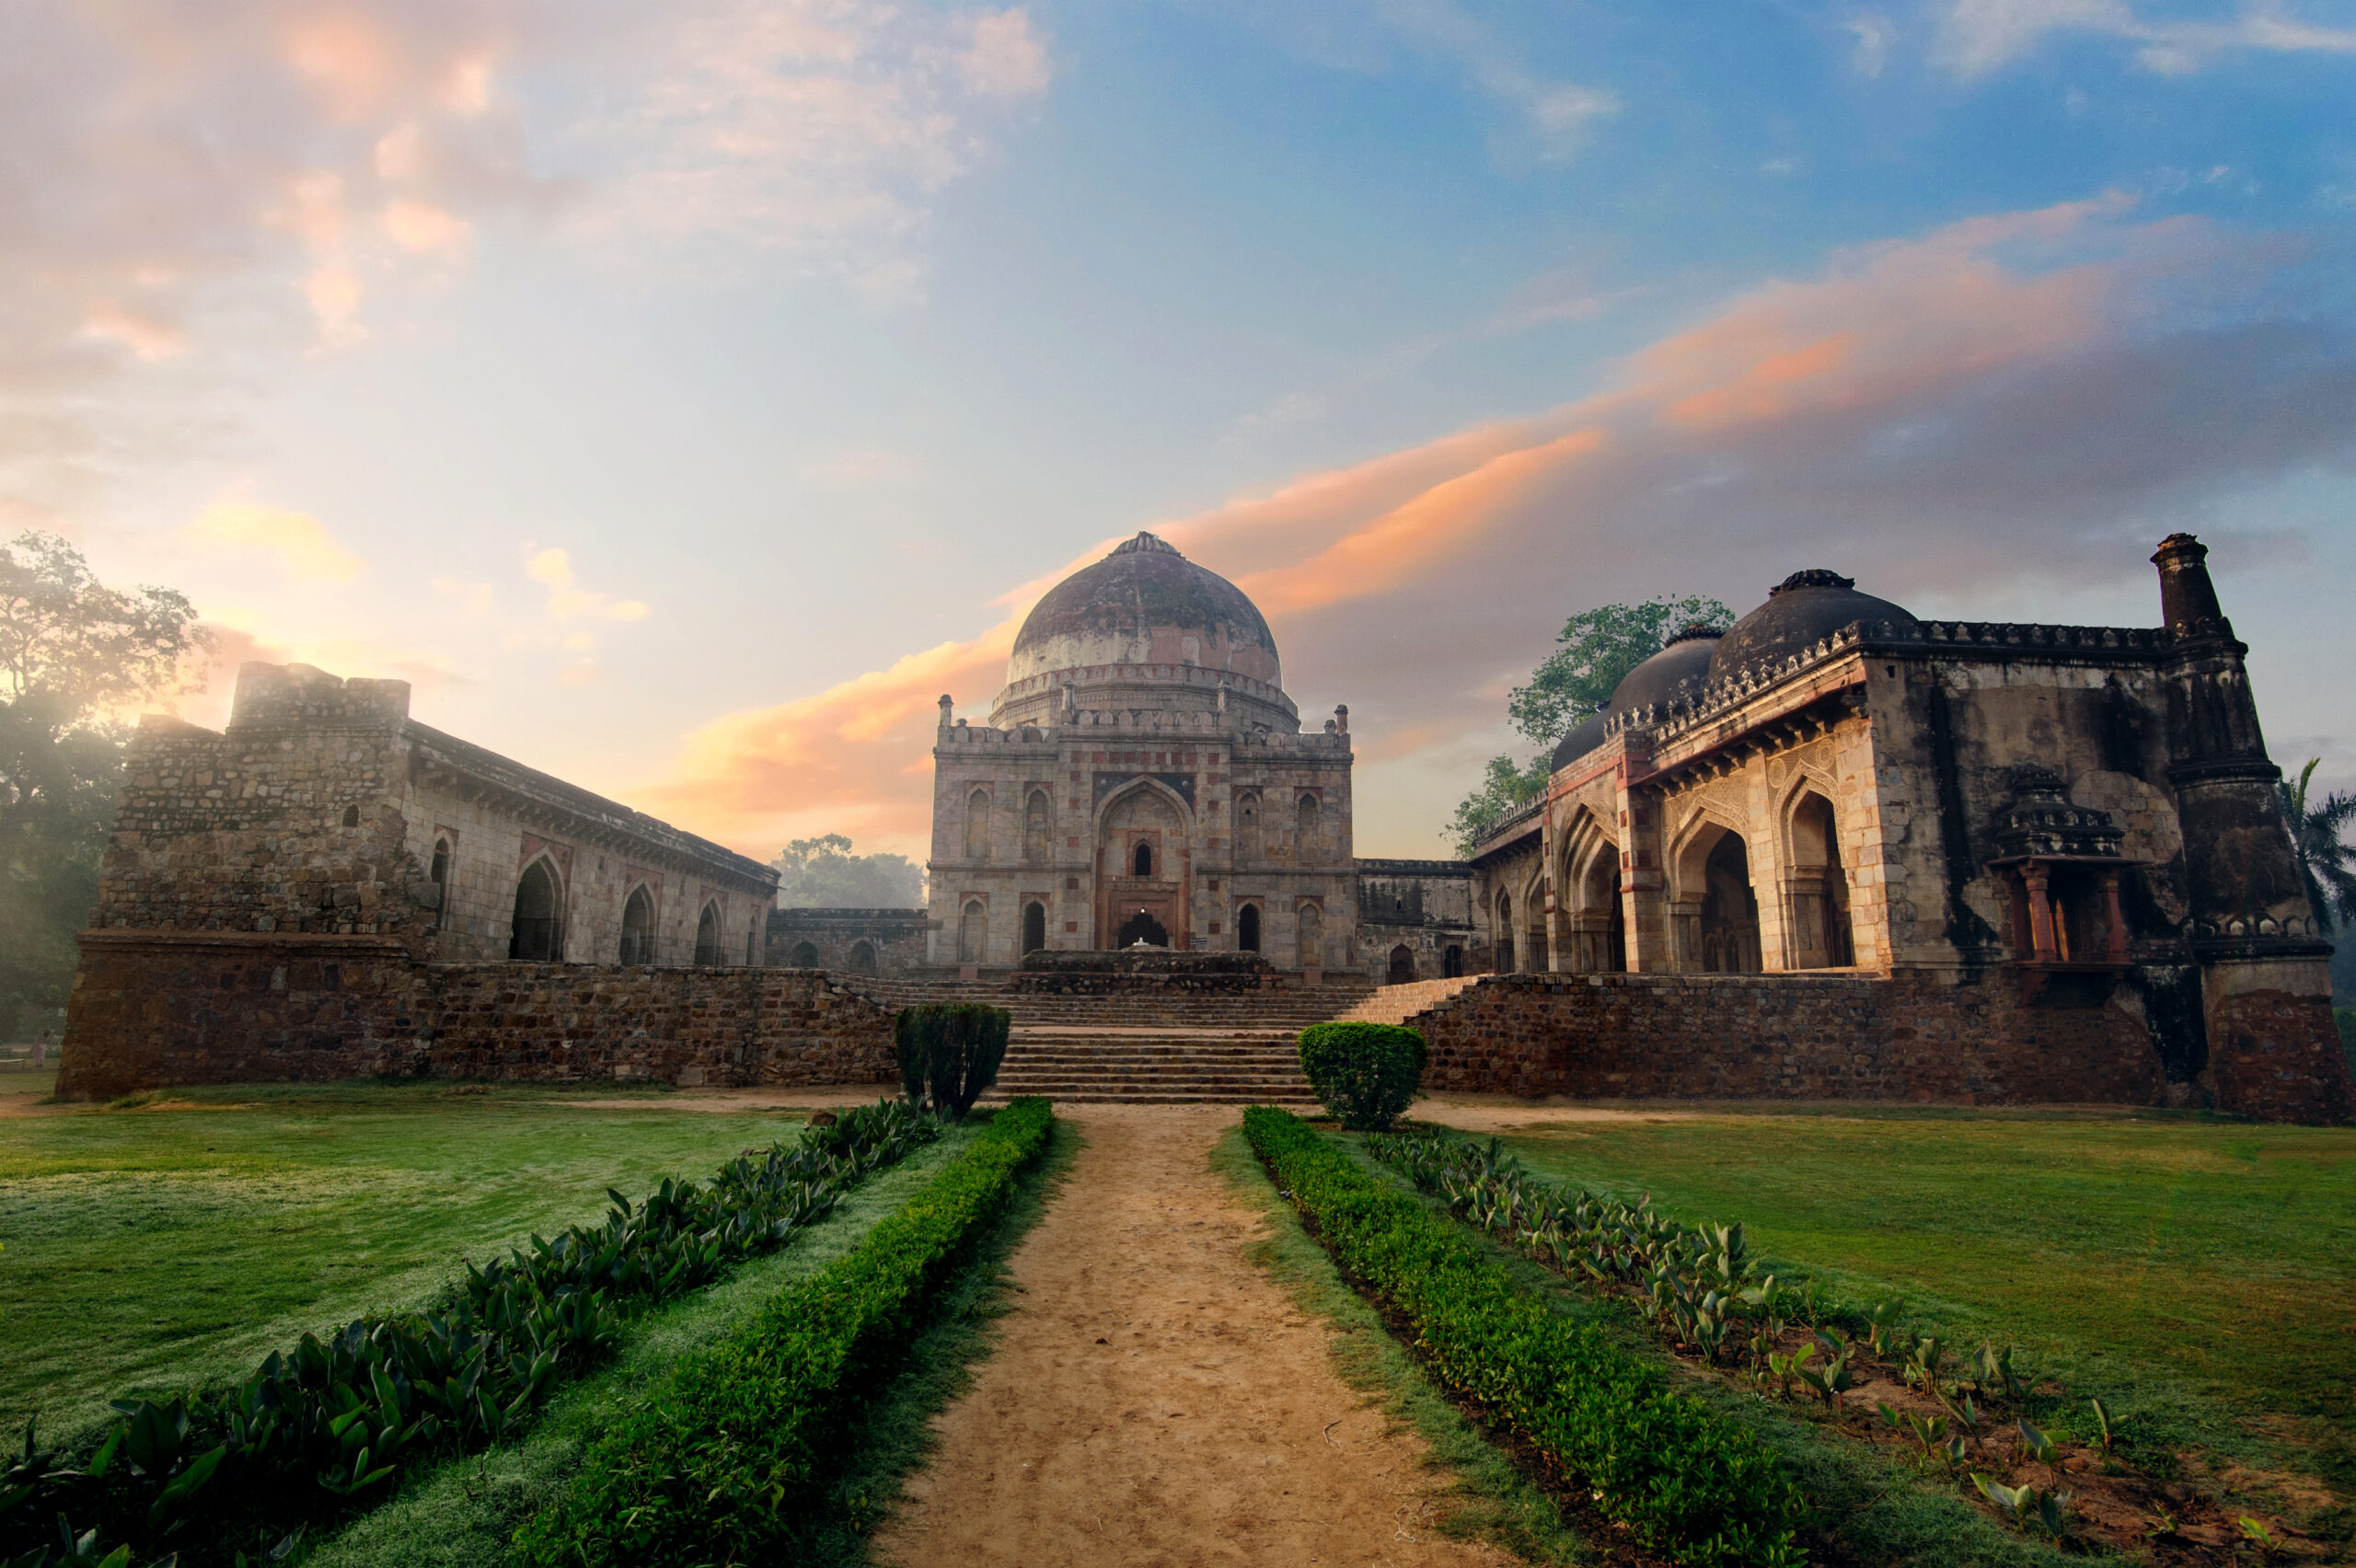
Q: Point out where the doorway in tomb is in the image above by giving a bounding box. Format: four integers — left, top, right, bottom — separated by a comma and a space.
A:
1096, 783, 1189, 948
1115, 907, 1172, 948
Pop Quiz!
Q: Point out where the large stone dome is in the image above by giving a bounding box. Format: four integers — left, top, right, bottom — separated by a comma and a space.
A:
1008, 532, 1279, 687
1708, 570, 1918, 685
1609, 625, 1722, 716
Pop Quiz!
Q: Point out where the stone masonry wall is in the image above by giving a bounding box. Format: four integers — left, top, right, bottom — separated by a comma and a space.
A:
56, 931, 895, 1100
1408, 970, 2185, 1111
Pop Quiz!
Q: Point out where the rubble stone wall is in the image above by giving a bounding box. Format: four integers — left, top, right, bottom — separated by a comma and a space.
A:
56, 931, 895, 1100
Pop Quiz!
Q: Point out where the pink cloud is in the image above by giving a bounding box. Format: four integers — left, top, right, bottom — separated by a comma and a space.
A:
645, 196, 2356, 858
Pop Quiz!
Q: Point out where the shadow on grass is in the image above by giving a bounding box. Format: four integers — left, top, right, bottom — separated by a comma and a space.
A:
781, 1112, 1085, 1565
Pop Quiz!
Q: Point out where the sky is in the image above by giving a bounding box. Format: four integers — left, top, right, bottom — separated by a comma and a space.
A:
9, 0, 2356, 862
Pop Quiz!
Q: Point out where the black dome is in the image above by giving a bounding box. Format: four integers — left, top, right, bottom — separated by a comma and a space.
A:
1608, 626, 1722, 716
1009, 532, 1278, 684
1549, 709, 1611, 772
1708, 571, 1917, 684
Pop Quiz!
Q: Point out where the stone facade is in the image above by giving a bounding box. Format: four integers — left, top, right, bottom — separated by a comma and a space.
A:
1353, 859, 1480, 983
766, 908, 930, 975
1463, 535, 2350, 1124
93, 662, 776, 966
928, 533, 1359, 974
58, 661, 787, 1097
58, 930, 894, 1100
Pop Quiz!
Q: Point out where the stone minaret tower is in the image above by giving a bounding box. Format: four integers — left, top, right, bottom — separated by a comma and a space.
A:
2154, 534, 2351, 1120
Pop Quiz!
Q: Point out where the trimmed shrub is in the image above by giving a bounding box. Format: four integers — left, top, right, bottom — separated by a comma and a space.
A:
1296, 1021, 1425, 1131
514, 1098, 1055, 1566
0, 1101, 939, 1567
1244, 1107, 1806, 1567
895, 1003, 1011, 1121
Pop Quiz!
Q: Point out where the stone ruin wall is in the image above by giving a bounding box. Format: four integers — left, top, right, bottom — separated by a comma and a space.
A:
58, 931, 897, 1101
1402, 971, 2350, 1123
766, 909, 931, 975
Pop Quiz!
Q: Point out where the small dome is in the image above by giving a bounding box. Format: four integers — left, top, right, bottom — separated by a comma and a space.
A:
1549, 709, 1611, 772
1708, 570, 1918, 684
1608, 625, 1722, 716
1008, 532, 1279, 687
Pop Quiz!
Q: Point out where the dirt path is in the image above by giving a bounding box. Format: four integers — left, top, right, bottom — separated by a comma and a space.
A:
874, 1104, 1513, 1568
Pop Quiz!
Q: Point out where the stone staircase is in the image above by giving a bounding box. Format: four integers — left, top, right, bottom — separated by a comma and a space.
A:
837, 973, 1389, 1104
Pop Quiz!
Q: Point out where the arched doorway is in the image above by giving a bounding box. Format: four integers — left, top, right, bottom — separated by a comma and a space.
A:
849, 940, 878, 975
1387, 944, 1415, 984
1098, 783, 1184, 949
693, 902, 722, 966
1022, 901, 1047, 955
618, 885, 656, 964
1787, 791, 1855, 968
958, 900, 987, 964
1695, 831, 1761, 973
1297, 902, 1322, 969
1116, 907, 1169, 948
1442, 943, 1464, 978
1574, 843, 1627, 973
509, 859, 561, 961
1236, 902, 1260, 952
790, 940, 819, 967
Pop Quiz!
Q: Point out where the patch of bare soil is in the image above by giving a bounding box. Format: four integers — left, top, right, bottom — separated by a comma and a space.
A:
874, 1104, 1516, 1568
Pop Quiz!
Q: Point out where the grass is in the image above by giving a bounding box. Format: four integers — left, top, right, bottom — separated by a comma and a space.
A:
315, 1111, 1080, 1568
1213, 1124, 1593, 1564
1488, 1105, 2356, 1495
308, 1119, 991, 1568
0, 1078, 868, 1443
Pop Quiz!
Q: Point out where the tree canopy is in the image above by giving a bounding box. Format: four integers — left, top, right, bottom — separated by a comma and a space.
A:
0, 533, 213, 1021
1448, 594, 1732, 856
2281, 757, 2356, 935
770, 834, 925, 908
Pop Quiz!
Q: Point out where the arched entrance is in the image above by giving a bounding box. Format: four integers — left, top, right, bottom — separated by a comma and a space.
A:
1116, 907, 1169, 948
1677, 827, 1761, 974
1098, 782, 1186, 949
1387, 944, 1415, 984
693, 902, 722, 966
1442, 943, 1464, 978
618, 885, 655, 964
1786, 790, 1855, 968
1236, 902, 1261, 952
958, 900, 987, 964
509, 859, 561, 962
1022, 900, 1047, 955
790, 939, 819, 967
849, 939, 878, 975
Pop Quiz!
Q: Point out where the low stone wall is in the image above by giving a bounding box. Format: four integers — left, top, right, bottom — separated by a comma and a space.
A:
56, 930, 896, 1099
1011, 949, 1279, 994
1403, 969, 2345, 1122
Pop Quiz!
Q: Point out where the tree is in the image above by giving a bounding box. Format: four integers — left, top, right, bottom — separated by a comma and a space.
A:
770, 834, 925, 907
0, 534, 213, 1021
2281, 757, 2356, 935
1449, 594, 1733, 856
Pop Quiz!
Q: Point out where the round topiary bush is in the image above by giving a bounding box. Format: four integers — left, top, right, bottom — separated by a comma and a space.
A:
1296, 1020, 1426, 1131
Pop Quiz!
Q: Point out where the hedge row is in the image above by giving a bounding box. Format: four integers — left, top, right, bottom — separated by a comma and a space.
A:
1, 1101, 938, 1568
1244, 1107, 1807, 1567
513, 1097, 1057, 1567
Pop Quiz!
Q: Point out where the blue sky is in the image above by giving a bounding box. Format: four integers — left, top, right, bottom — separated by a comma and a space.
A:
9, 0, 2356, 856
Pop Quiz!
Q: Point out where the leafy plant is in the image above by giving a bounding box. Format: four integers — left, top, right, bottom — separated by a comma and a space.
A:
1250, 1109, 1803, 1567
2015, 1418, 2059, 1466
1296, 1022, 1426, 1132
894, 1003, 1011, 1121
2238, 1516, 2281, 1560
514, 1099, 1056, 1566
0, 1101, 938, 1566
1865, 1297, 1905, 1356
2089, 1397, 2116, 1452
1797, 1349, 1854, 1411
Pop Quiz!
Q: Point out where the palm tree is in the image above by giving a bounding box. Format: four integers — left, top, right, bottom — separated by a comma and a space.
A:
2281, 758, 2356, 934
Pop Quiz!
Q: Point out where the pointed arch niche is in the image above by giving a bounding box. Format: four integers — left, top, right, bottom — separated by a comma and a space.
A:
1671, 820, 1761, 974
1784, 789, 1856, 969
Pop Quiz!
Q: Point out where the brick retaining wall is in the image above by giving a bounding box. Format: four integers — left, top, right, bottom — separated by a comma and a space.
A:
56, 930, 896, 1100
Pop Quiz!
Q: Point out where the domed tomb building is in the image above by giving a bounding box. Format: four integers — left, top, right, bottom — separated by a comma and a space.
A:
927, 533, 1360, 970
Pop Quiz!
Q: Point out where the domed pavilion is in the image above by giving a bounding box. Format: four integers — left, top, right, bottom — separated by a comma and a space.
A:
927, 533, 1380, 973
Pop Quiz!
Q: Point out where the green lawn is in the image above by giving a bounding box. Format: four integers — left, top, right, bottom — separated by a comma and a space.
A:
0, 1081, 848, 1442
1493, 1108, 2356, 1475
